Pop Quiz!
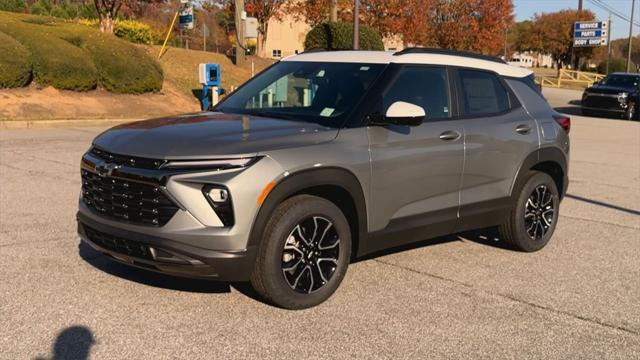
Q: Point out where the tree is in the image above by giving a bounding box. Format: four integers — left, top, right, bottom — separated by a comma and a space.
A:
428, 0, 514, 55
93, 0, 124, 33
286, 0, 351, 26
621, 36, 640, 68
525, 9, 595, 75
360, 0, 434, 47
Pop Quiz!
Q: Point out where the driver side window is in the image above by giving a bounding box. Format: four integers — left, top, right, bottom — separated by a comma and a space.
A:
383, 66, 451, 120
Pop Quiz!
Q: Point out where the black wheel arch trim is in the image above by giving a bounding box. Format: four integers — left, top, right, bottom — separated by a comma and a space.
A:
511, 147, 568, 199
247, 167, 368, 255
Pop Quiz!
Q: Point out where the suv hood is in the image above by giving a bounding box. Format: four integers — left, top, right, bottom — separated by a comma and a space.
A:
92, 112, 338, 159
587, 84, 634, 95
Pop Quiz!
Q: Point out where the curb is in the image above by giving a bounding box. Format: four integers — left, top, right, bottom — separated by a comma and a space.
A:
0, 118, 142, 130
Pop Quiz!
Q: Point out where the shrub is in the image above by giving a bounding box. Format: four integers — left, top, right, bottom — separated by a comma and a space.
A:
0, 12, 163, 93
597, 58, 628, 74
82, 34, 163, 93
0, 0, 26, 12
0, 15, 98, 90
114, 20, 156, 45
0, 30, 31, 88
304, 22, 384, 51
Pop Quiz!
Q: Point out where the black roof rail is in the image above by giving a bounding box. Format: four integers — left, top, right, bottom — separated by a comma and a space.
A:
393, 47, 507, 64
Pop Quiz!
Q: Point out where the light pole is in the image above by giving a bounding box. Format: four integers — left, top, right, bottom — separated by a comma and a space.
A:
234, 0, 245, 65
627, 0, 636, 72
353, 0, 359, 50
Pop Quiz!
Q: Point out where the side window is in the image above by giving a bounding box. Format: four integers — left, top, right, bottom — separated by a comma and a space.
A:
383, 67, 450, 119
458, 69, 510, 115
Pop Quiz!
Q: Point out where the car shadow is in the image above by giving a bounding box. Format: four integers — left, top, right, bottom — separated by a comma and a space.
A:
354, 226, 512, 263
34, 325, 95, 360
78, 242, 232, 294
78, 226, 512, 304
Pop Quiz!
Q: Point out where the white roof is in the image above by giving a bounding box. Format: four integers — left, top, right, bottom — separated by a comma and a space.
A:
282, 50, 533, 78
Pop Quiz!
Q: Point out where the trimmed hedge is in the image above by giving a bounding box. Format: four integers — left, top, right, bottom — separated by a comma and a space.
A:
114, 20, 156, 45
0, 11, 163, 93
82, 34, 163, 93
304, 22, 384, 51
0, 30, 31, 88
0, 15, 98, 90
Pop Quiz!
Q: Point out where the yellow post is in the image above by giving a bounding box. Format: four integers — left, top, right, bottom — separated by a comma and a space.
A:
158, 11, 179, 59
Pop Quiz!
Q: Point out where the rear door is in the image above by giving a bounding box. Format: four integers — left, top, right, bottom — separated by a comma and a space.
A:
453, 68, 539, 229
368, 65, 464, 237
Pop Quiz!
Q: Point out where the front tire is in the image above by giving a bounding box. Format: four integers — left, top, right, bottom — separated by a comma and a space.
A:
250, 195, 351, 309
499, 172, 560, 252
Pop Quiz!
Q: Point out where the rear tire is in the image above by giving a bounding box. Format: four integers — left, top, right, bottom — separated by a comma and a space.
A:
499, 172, 560, 252
250, 195, 351, 309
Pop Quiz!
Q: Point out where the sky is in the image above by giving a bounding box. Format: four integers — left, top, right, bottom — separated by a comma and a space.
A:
513, 0, 639, 40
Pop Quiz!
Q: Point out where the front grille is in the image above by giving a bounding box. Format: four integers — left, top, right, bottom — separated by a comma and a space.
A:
583, 95, 620, 109
84, 225, 153, 260
81, 169, 179, 226
90, 147, 166, 170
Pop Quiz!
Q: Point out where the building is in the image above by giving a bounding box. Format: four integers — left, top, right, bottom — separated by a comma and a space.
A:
264, 14, 310, 59
260, 15, 406, 59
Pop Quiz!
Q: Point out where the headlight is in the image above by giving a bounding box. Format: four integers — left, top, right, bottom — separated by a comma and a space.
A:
618, 92, 629, 106
161, 157, 260, 170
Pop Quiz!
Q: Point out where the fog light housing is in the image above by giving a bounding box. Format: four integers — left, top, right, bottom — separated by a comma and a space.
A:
203, 185, 234, 226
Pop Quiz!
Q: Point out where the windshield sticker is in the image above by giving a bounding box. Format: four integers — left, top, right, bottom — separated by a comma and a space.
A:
320, 107, 335, 117
360, 66, 370, 71
316, 70, 326, 77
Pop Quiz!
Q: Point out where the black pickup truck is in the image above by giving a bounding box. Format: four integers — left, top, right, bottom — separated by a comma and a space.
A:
581, 72, 639, 120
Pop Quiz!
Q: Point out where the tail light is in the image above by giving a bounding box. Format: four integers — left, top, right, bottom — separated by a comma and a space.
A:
553, 114, 570, 134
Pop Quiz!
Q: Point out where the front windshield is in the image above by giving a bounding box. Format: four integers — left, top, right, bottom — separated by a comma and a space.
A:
215, 61, 386, 127
600, 75, 640, 89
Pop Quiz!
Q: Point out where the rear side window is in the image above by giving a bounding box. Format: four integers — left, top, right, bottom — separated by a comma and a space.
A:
383, 66, 450, 119
459, 69, 509, 116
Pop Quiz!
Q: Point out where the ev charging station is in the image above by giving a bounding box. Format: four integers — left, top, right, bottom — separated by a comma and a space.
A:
198, 63, 222, 111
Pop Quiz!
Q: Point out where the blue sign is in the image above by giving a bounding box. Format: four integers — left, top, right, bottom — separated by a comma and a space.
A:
573, 21, 608, 47
574, 30, 602, 38
574, 21, 603, 30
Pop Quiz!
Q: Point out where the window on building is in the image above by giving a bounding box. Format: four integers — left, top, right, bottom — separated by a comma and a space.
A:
272, 49, 282, 58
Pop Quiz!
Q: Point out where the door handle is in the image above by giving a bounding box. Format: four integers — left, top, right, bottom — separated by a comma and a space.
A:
439, 130, 461, 141
516, 124, 532, 134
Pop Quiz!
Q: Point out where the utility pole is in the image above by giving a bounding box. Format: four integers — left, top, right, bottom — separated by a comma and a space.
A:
234, 0, 245, 65
330, 0, 338, 22
606, 13, 612, 74
504, 27, 508, 60
353, 0, 359, 50
627, 0, 636, 72
578, 0, 583, 11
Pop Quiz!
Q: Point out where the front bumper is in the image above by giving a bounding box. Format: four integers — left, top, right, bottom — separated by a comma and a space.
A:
78, 211, 257, 281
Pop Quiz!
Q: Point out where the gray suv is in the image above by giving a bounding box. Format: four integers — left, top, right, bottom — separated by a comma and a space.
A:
77, 48, 570, 309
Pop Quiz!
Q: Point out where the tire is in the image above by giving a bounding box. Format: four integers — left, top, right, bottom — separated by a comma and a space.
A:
250, 195, 352, 309
499, 172, 560, 252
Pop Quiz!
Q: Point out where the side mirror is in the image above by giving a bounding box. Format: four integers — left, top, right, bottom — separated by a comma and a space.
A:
384, 101, 425, 126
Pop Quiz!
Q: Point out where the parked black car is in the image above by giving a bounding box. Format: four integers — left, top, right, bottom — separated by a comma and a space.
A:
581, 72, 639, 120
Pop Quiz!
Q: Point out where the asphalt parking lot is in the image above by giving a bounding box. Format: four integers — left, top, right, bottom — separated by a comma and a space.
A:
1, 88, 639, 359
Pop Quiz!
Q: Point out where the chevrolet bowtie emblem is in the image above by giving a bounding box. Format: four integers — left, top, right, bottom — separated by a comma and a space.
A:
96, 162, 121, 177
